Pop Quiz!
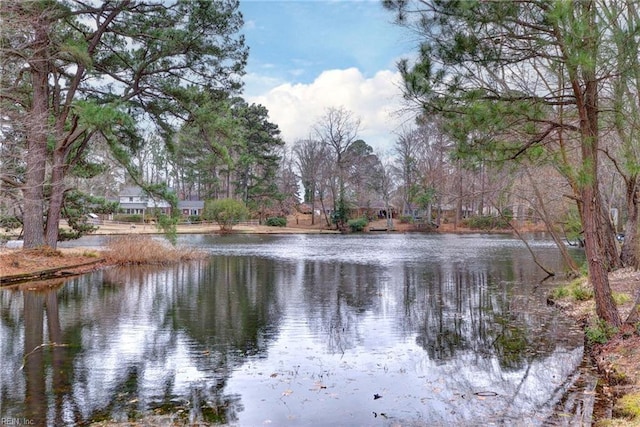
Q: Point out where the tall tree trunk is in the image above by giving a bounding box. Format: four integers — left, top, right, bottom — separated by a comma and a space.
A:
578, 63, 621, 327
581, 185, 621, 327
319, 193, 331, 227
620, 177, 639, 267
22, 20, 50, 248
385, 199, 393, 230
45, 149, 66, 248
23, 123, 47, 247
310, 182, 316, 225
566, 0, 621, 327
455, 166, 462, 230
598, 198, 622, 271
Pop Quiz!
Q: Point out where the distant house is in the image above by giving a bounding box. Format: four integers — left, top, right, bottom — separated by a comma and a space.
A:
297, 203, 313, 214
118, 186, 171, 216
307, 199, 397, 220
352, 200, 397, 220
178, 200, 204, 217
118, 186, 147, 215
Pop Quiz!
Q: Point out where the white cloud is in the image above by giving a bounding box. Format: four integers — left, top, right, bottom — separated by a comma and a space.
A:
246, 67, 412, 152
242, 72, 286, 97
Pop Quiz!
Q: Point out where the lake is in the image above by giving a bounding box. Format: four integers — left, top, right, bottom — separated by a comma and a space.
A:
1, 233, 587, 426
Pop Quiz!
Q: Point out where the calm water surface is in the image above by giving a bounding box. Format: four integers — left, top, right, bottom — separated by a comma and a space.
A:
1, 234, 585, 426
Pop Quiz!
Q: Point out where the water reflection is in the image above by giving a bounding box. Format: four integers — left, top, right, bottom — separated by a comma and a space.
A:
1, 234, 584, 426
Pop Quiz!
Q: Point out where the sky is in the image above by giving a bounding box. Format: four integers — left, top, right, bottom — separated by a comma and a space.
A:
239, 0, 417, 153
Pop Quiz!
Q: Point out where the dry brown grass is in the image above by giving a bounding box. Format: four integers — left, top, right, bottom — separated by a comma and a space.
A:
104, 235, 207, 266
0, 247, 88, 278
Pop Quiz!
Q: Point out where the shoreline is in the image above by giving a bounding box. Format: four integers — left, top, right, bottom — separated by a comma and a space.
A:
0, 225, 553, 287
547, 268, 640, 425
1, 230, 638, 424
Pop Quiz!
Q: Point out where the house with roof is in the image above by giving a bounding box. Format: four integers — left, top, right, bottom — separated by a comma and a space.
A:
117, 186, 171, 216
354, 200, 397, 220
178, 199, 205, 217
117, 186, 206, 219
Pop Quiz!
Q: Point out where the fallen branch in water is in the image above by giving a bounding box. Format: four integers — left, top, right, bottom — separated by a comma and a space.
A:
19, 342, 71, 371
0, 258, 104, 286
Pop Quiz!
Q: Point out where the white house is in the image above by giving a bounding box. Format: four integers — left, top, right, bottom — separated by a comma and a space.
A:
118, 186, 171, 215
118, 186, 206, 218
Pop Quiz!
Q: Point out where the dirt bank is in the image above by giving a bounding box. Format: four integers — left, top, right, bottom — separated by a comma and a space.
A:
550, 269, 640, 426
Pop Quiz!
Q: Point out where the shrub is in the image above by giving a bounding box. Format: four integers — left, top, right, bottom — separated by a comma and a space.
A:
203, 198, 249, 232
348, 217, 368, 232
105, 235, 206, 265
0, 215, 21, 231
550, 286, 570, 299
572, 286, 594, 301
187, 215, 202, 223
399, 215, 414, 224
585, 318, 618, 345
613, 392, 640, 419
462, 215, 510, 230
114, 214, 143, 223
613, 292, 632, 305
549, 278, 593, 302
331, 197, 349, 229
265, 216, 287, 227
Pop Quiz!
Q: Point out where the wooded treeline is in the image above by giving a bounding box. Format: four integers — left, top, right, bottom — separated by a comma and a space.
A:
2, 0, 640, 326
383, 0, 640, 328
0, 0, 495, 245
1, 0, 251, 247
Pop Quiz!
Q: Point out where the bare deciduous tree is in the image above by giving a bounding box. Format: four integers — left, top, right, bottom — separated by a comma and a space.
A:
293, 138, 327, 225
314, 106, 361, 229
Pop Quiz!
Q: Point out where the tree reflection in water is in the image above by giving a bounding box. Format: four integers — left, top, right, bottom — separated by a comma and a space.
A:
0, 234, 586, 425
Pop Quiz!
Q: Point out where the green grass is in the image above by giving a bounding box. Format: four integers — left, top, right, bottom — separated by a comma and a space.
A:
613, 292, 632, 305
614, 392, 640, 420
585, 318, 618, 345
550, 277, 593, 301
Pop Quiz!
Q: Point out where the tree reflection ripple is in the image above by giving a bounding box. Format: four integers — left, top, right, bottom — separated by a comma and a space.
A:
0, 234, 585, 426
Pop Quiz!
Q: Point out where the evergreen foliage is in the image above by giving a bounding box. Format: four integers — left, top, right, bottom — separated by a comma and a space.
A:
0, 0, 248, 247
265, 217, 287, 227
57, 190, 119, 241
384, 0, 625, 326
347, 217, 368, 232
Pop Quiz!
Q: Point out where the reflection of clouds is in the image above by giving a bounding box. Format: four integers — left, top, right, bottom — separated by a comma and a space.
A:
227, 326, 583, 426
425, 347, 585, 424
75, 261, 278, 422
1, 234, 585, 426
268, 236, 584, 424
197, 233, 570, 275
0, 291, 28, 417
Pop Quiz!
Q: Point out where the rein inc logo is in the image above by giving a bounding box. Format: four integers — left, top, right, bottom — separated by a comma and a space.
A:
1, 418, 35, 425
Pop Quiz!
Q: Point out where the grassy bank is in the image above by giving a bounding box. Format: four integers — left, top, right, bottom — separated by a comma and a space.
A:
0, 236, 208, 286
549, 269, 640, 426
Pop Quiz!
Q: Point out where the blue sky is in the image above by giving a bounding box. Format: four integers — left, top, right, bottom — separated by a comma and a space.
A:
240, 0, 416, 151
